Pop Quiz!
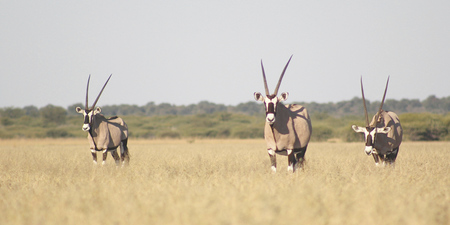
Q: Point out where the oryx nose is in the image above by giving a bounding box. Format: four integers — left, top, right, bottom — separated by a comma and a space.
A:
82, 124, 90, 131
266, 114, 275, 123
364, 146, 373, 155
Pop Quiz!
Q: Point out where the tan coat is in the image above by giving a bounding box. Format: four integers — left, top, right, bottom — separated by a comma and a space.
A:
370, 110, 403, 155
265, 104, 312, 151
88, 114, 128, 151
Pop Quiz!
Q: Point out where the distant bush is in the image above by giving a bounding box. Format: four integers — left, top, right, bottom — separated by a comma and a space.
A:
1, 118, 13, 126
2, 99, 450, 141
1, 107, 25, 119
311, 125, 333, 142
40, 105, 67, 125
158, 131, 181, 139
400, 113, 449, 141
46, 129, 72, 138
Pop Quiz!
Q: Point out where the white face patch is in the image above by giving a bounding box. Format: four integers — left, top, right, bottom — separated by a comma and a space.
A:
266, 113, 275, 123
365, 146, 373, 155
82, 124, 90, 131
81, 111, 94, 132
264, 97, 279, 124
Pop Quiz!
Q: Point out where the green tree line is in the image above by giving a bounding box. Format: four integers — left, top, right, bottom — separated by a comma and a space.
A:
1, 95, 449, 141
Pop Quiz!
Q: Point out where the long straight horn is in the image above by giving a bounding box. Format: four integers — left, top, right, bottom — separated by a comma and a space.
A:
85, 75, 91, 109
261, 60, 270, 95
273, 55, 293, 96
376, 76, 390, 121
90, 74, 112, 110
360, 77, 369, 126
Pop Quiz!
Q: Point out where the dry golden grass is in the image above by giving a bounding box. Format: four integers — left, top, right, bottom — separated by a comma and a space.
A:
0, 139, 448, 225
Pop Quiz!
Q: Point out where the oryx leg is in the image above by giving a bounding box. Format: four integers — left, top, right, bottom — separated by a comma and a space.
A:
120, 138, 130, 166
287, 149, 296, 172
268, 149, 277, 173
91, 149, 98, 165
110, 150, 121, 166
102, 150, 108, 166
372, 153, 380, 166
372, 153, 386, 166
294, 146, 307, 170
385, 147, 399, 167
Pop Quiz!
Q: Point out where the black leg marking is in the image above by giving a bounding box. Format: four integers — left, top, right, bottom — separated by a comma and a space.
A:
372, 153, 380, 164
386, 147, 399, 165
102, 152, 108, 164
111, 150, 120, 166
91, 151, 97, 164
288, 152, 297, 172
294, 146, 307, 169
121, 139, 130, 165
268, 151, 276, 172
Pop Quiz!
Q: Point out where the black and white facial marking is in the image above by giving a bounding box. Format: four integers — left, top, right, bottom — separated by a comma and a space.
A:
76, 107, 102, 131
254, 92, 289, 125
352, 125, 391, 155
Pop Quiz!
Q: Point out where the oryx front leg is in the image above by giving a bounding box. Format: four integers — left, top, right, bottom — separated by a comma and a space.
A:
268, 149, 277, 173
91, 149, 98, 165
287, 149, 296, 173
102, 150, 108, 166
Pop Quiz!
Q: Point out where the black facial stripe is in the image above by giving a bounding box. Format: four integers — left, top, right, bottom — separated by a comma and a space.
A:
84, 114, 90, 124
267, 102, 275, 114
366, 134, 373, 146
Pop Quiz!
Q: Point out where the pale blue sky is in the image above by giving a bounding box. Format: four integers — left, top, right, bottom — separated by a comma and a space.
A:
1, 1, 449, 108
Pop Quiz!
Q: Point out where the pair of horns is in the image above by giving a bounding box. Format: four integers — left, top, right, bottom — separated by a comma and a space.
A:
360, 76, 390, 126
261, 55, 293, 96
85, 74, 112, 110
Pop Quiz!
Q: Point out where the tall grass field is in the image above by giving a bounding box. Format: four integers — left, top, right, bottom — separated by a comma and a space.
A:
0, 139, 448, 225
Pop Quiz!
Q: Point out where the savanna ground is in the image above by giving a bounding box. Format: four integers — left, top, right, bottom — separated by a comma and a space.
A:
0, 139, 448, 225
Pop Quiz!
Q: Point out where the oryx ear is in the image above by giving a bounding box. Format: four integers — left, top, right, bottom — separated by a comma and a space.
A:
94, 107, 102, 114
254, 92, 264, 102
279, 92, 289, 102
75, 107, 84, 114
377, 127, 391, 134
352, 125, 365, 133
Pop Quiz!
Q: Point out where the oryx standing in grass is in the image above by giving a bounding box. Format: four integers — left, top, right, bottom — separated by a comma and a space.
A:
76, 74, 130, 166
352, 77, 403, 167
254, 56, 312, 173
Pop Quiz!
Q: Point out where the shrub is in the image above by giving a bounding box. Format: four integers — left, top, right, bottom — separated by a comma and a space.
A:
311, 125, 333, 142
46, 129, 72, 138
40, 105, 67, 125
158, 131, 181, 139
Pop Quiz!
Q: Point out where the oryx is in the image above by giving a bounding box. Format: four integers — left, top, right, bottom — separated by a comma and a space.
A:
76, 74, 130, 166
352, 77, 403, 167
254, 56, 312, 173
